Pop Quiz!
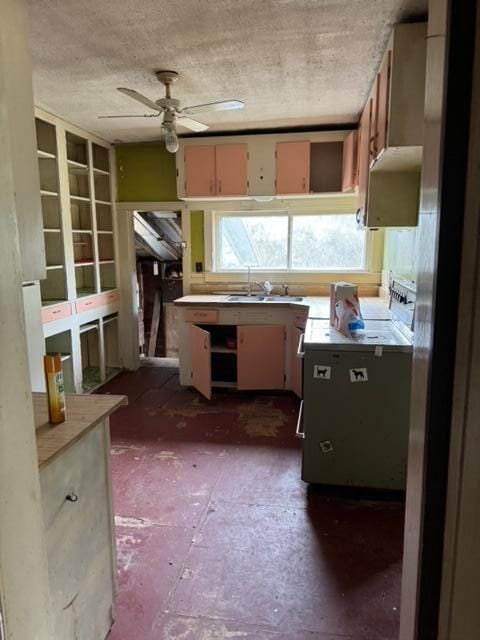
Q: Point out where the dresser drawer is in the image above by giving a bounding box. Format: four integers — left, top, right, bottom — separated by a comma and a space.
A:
99, 290, 120, 306
42, 302, 72, 324
184, 308, 219, 323
76, 296, 100, 314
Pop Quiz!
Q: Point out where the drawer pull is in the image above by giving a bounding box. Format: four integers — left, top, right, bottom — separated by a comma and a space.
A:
66, 493, 78, 502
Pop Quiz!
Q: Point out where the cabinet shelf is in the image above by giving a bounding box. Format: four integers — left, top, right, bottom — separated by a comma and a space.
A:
211, 381, 237, 388
95, 199, 111, 207
72, 228, 93, 234
76, 288, 97, 298
38, 150, 56, 160
43, 228, 62, 233
75, 260, 95, 267
97, 230, 113, 235
79, 323, 99, 334
67, 159, 89, 173
99, 259, 115, 265
93, 167, 110, 176
211, 346, 237, 354
41, 189, 59, 197
70, 195, 91, 203
46, 264, 64, 271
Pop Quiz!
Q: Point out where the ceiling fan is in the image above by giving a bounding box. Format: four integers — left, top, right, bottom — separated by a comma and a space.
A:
99, 70, 244, 153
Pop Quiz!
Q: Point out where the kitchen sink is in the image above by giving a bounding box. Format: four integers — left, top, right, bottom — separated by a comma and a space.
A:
226, 295, 304, 303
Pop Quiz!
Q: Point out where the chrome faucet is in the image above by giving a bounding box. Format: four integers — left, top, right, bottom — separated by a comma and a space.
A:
252, 280, 273, 295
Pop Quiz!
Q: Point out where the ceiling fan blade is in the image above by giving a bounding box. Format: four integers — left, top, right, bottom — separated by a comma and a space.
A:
98, 113, 161, 119
176, 116, 209, 132
117, 87, 162, 112
182, 100, 244, 115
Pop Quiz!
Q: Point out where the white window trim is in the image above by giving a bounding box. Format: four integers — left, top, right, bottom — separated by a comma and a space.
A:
205, 210, 379, 281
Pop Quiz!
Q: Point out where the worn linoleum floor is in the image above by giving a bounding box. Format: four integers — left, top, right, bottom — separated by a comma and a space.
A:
101, 367, 404, 640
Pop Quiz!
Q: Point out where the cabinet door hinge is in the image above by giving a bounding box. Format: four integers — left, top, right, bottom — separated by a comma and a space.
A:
247, 180, 250, 188
176, 168, 179, 177
247, 151, 249, 160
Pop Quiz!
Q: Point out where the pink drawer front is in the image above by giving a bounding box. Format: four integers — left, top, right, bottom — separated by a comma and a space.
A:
293, 311, 308, 329
75, 296, 100, 314
42, 302, 72, 324
184, 308, 218, 323
99, 290, 120, 306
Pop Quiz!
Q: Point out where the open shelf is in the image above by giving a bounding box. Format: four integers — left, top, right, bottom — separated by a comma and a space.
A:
96, 203, 113, 231
68, 172, 90, 200
80, 320, 101, 393
75, 263, 97, 299
98, 233, 114, 262
45, 331, 75, 393
41, 195, 62, 230
44, 232, 65, 268
35, 118, 56, 157
40, 269, 67, 305
92, 143, 110, 174
66, 131, 88, 166
94, 172, 111, 203
211, 381, 237, 389
72, 230, 94, 266
38, 156, 59, 193
100, 261, 116, 292
76, 287, 97, 298
71, 200, 92, 231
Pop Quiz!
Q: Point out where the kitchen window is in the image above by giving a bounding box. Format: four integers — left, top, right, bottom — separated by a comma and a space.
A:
215, 211, 367, 272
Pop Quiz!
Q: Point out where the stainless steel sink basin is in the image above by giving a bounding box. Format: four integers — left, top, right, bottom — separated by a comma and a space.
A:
226, 295, 303, 303
226, 295, 267, 302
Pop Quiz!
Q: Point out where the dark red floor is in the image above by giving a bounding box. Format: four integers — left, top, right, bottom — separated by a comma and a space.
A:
101, 367, 404, 640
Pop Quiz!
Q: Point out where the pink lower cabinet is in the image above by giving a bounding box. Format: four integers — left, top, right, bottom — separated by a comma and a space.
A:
190, 323, 286, 398
291, 326, 304, 399
237, 325, 285, 391
191, 325, 212, 400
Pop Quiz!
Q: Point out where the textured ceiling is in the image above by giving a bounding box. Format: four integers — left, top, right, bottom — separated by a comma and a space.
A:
26, 0, 427, 143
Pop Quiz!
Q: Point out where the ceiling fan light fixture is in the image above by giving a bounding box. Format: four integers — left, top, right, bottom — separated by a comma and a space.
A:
164, 126, 179, 154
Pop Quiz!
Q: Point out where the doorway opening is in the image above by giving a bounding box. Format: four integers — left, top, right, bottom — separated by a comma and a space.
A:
134, 210, 184, 365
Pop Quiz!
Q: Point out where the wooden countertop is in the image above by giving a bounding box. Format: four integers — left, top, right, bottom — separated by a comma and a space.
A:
174, 295, 392, 320
34, 392, 127, 470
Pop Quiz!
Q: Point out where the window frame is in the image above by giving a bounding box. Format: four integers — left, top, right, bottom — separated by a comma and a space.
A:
212, 209, 370, 274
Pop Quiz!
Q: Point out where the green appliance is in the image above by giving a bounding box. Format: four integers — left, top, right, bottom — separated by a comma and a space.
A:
299, 319, 412, 490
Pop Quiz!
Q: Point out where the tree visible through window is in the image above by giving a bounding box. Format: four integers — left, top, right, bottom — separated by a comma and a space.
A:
216, 213, 366, 271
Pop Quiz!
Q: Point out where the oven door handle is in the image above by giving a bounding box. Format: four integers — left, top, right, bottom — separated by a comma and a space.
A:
297, 332, 305, 358
295, 400, 304, 439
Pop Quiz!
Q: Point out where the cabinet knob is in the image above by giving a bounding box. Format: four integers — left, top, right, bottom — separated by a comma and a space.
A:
66, 492, 78, 502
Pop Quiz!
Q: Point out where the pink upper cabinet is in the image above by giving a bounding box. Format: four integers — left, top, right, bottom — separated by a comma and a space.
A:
191, 324, 212, 400
215, 144, 248, 196
276, 141, 310, 195
237, 325, 285, 391
185, 145, 216, 197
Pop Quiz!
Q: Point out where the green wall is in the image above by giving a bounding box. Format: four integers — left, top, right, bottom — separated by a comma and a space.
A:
190, 211, 205, 272
116, 143, 178, 202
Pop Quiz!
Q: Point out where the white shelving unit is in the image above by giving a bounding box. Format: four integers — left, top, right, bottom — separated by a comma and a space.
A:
33, 109, 122, 394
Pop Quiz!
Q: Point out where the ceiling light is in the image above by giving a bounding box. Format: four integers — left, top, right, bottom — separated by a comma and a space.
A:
164, 126, 179, 153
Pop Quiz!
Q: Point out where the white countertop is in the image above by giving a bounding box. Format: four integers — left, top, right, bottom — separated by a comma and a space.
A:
174, 295, 392, 320
304, 319, 412, 351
